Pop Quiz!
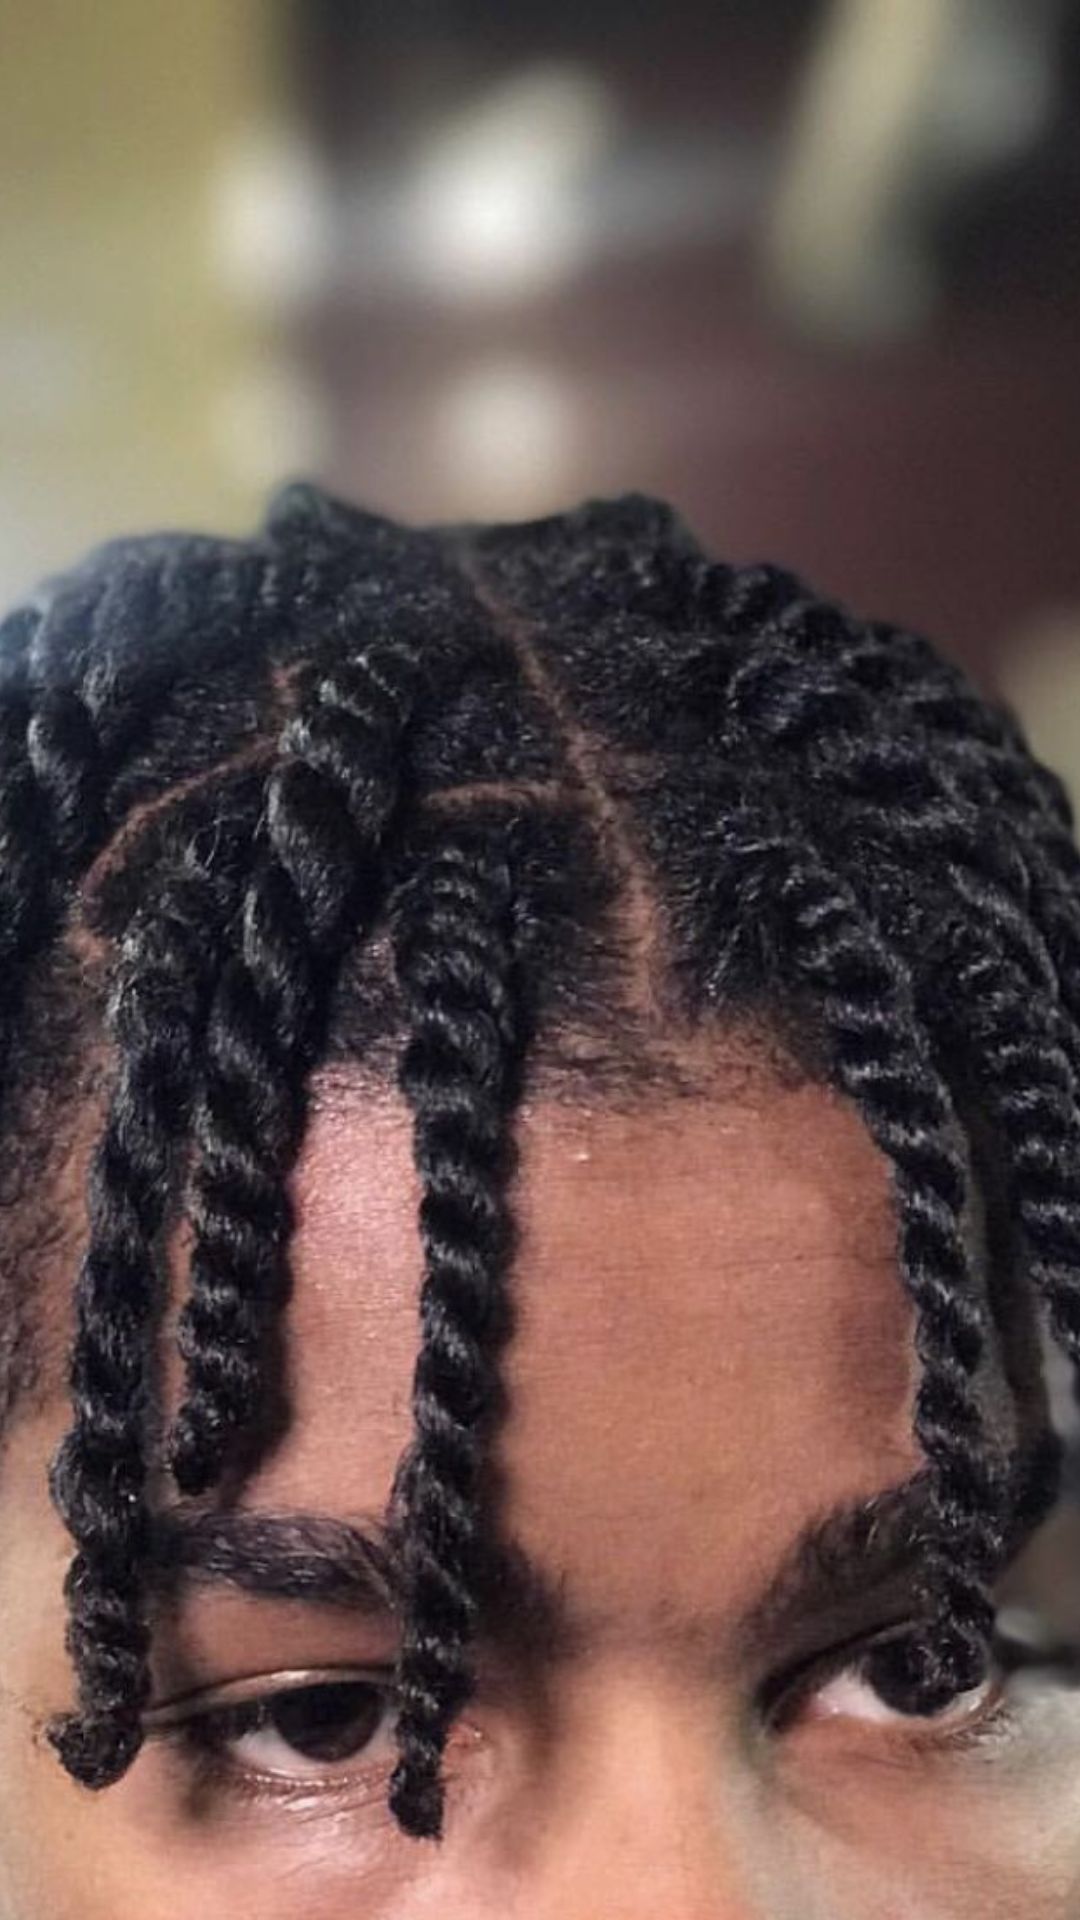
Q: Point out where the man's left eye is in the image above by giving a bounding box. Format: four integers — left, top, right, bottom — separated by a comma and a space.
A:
759, 1622, 1015, 1746
798, 1657, 1000, 1733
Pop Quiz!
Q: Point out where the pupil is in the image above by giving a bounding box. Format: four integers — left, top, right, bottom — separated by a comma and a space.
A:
864, 1631, 979, 1718
270, 1683, 384, 1762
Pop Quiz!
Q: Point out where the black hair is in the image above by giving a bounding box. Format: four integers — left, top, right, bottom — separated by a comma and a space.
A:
0, 483, 1075, 1838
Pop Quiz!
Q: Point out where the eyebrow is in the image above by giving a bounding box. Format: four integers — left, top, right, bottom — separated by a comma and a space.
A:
731, 1440, 1051, 1673
146, 1507, 566, 1645
730, 1477, 937, 1673
147, 1445, 1049, 1661
148, 1510, 402, 1614
146, 1481, 934, 1651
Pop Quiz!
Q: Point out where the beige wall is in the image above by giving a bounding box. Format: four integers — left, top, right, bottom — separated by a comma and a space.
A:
0, 2, 274, 601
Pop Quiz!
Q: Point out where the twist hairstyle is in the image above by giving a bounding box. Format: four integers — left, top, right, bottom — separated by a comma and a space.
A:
0, 485, 1074, 1840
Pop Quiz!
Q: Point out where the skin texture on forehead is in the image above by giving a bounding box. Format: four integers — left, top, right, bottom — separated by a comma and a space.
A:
0, 1045, 1077, 1917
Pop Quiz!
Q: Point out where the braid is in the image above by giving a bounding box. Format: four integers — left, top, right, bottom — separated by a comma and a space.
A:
932, 933, 1080, 1377
26, 688, 107, 868
808, 604, 1080, 1073
707, 594, 1080, 1111
388, 824, 522, 1839
168, 630, 424, 1493
683, 594, 1074, 1663
47, 851, 233, 1786
0, 616, 105, 1082
0, 684, 61, 1025
0, 537, 306, 1795
730, 829, 1006, 1701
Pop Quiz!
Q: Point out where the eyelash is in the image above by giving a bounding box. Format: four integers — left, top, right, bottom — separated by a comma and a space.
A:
150, 1624, 1029, 1808
766, 1622, 1019, 1757
149, 1669, 401, 1807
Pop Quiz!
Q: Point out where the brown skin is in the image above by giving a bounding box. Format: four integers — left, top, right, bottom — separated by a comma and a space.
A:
0, 1049, 1078, 1917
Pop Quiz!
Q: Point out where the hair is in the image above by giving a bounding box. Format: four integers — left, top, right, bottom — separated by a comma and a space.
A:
0, 483, 1076, 1838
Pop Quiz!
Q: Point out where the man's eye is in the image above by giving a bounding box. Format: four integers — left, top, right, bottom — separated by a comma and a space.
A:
764, 1628, 1006, 1751
178, 1678, 397, 1780
798, 1658, 1000, 1733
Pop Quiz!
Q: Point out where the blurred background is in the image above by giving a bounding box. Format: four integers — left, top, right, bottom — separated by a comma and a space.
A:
1, 0, 1079, 1644
5, 1, 1080, 748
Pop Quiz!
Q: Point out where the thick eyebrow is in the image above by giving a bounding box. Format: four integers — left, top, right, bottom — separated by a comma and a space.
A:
147, 1510, 403, 1614
145, 1481, 945, 1658
145, 1437, 1054, 1657
735, 1441, 1052, 1674
732, 1477, 938, 1673
146, 1505, 571, 1649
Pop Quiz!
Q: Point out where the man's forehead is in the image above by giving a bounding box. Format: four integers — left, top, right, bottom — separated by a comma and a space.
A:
28, 1034, 1024, 1505
204, 1064, 932, 1629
